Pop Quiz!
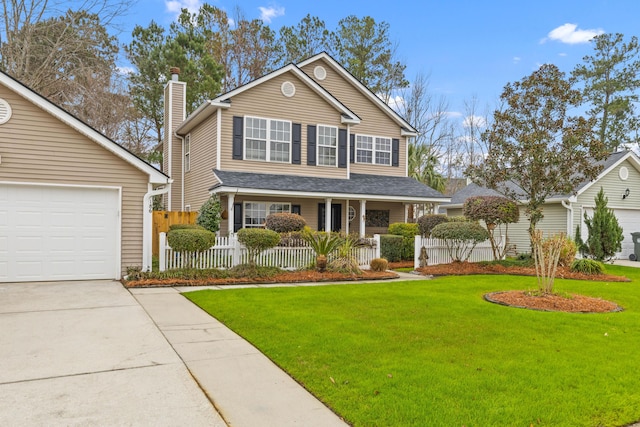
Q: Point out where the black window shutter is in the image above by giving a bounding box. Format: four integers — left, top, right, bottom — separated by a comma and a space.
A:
350, 134, 355, 163
307, 125, 316, 166
292, 205, 301, 215
338, 128, 347, 168
392, 138, 400, 167
292, 123, 301, 164
233, 203, 243, 232
232, 116, 243, 160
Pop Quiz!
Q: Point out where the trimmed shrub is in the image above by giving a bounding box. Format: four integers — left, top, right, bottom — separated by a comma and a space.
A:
380, 234, 404, 262
370, 258, 389, 272
417, 214, 448, 237
388, 222, 420, 260
431, 221, 490, 262
570, 258, 605, 275
197, 196, 222, 233
447, 215, 469, 222
169, 223, 205, 231
583, 187, 624, 261
265, 212, 307, 233
237, 228, 281, 265
167, 228, 216, 252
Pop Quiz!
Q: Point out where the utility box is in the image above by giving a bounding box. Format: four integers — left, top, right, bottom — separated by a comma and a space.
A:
630, 232, 640, 261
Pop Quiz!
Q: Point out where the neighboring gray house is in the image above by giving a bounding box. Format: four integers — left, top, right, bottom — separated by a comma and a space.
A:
442, 151, 640, 259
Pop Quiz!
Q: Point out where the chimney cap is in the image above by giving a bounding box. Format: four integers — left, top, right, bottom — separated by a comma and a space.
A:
170, 67, 180, 75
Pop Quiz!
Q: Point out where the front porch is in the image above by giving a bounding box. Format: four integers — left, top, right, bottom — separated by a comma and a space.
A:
210, 169, 450, 237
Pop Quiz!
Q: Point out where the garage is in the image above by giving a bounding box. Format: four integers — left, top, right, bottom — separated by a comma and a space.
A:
582, 207, 640, 260
0, 184, 119, 282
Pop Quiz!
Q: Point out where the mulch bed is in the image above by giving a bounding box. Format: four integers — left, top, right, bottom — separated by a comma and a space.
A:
124, 270, 399, 288
416, 261, 630, 282
416, 261, 629, 313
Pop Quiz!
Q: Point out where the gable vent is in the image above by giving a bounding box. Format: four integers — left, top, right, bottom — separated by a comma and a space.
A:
0, 98, 12, 124
281, 81, 296, 98
314, 65, 327, 80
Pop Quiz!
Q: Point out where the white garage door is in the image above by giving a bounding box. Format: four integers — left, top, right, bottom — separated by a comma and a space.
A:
0, 184, 119, 282
583, 207, 640, 259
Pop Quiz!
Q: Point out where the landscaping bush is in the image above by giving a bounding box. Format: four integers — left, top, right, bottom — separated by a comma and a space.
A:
301, 231, 344, 272
329, 235, 364, 274
237, 228, 281, 265
227, 264, 282, 278
388, 222, 420, 260
167, 228, 216, 252
380, 234, 404, 262
570, 258, 605, 275
196, 195, 222, 233
447, 216, 469, 222
265, 212, 307, 233
417, 214, 449, 237
463, 196, 519, 260
583, 188, 624, 261
169, 223, 205, 231
370, 258, 389, 272
557, 238, 578, 267
431, 221, 489, 262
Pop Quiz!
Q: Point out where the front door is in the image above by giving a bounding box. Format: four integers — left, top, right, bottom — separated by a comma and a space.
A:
318, 203, 342, 232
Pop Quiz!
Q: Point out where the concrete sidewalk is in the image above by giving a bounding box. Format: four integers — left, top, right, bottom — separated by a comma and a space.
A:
0, 280, 225, 426
131, 285, 349, 427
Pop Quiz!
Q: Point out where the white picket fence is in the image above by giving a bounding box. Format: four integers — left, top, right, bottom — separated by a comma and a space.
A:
159, 233, 380, 271
414, 235, 505, 269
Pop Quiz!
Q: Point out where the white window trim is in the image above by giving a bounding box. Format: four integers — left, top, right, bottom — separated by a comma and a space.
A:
243, 201, 292, 228
243, 115, 292, 163
316, 124, 338, 167
184, 133, 191, 172
355, 133, 392, 166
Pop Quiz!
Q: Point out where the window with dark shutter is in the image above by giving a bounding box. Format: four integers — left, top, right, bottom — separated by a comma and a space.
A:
307, 125, 316, 165
350, 134, 355, 164
232, 116, 243, 160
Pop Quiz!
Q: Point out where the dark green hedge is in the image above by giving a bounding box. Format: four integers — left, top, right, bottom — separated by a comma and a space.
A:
167, 228, 216, 252
380, 234, 404, 262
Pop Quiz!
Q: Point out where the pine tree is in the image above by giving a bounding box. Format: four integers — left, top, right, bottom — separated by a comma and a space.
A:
583, 187, 623, 261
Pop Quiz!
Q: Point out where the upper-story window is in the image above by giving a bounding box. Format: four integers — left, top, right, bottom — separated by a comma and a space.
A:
245, 116, 291, 163
184, 134, 191, 172
317, 125, 337, 167
355, 134, 392, 166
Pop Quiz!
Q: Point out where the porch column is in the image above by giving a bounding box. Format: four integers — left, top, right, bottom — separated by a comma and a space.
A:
359, 199, 367, 238
345, 199, 349, 235
227, 193, 235, 236
325, 198, 332, 232
404, 203, 409, 222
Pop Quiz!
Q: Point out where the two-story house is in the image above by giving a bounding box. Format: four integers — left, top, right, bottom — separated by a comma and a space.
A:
163, 52, 449, 237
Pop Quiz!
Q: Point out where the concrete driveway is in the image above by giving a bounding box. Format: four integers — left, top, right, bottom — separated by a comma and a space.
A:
0, 280, 226, 426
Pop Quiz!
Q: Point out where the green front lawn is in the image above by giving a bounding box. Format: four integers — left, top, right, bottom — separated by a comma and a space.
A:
185, 265, 640, 426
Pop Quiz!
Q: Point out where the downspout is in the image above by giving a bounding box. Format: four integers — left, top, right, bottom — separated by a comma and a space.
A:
143, 184, 171, 272
177, 133, 185, 211
561, 200, 573, 238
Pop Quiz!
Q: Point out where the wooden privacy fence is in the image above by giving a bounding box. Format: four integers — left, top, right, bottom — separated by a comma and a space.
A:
414, 235, 505, 269
159, 233, 381, 271
152, 211, 198, 256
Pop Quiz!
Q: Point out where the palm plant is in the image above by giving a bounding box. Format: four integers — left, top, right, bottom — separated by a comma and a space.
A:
302, 231, 343, 272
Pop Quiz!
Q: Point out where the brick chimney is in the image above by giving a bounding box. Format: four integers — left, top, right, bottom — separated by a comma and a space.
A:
163, 66, 186, 211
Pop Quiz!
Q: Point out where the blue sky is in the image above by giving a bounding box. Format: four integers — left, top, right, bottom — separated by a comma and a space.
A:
117, 0, 640, 124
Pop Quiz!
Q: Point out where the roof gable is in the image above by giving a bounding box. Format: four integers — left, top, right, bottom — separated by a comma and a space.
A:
0, 71, 169, 184
297, 52, 417, 135
575, 150, 640, 197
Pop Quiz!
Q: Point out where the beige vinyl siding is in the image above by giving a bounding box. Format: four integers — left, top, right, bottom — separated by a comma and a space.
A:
446, 204, 569, 255
163, 82, 185, 210
301, 58, 407, 177
218, 72, 347, 178
0, 86, 149, 273
184, 118, 218, 211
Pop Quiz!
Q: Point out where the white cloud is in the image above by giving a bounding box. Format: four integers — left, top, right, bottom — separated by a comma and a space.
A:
385, 95, 405, 111
116, 66, 135, 75
542, 23, 604, 44
259, 5, 285, 23
165, 0, 202, 15
463, 115, 487, 129
558, 52, 567, 57
513, 56, 521, 64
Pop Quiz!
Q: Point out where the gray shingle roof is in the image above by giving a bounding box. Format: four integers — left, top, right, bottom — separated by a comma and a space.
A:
210, 169, 447, 200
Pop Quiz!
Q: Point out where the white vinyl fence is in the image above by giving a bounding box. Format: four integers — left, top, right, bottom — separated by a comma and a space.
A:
414, 235, 505, 269
159, 233, 380, 272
